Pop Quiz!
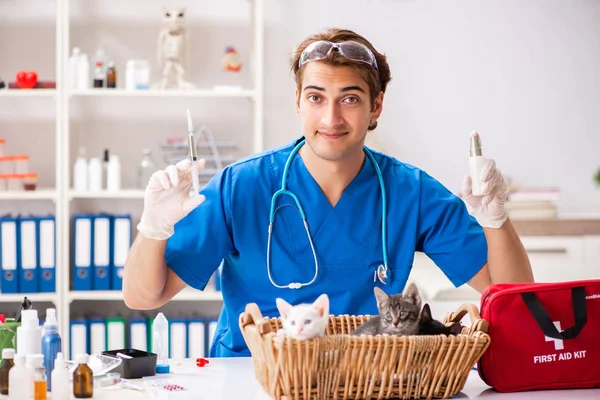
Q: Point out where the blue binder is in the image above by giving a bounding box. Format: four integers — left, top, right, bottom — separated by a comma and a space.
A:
70, 319, 89, 357
111, 215, 132, 290
73, 215, 93, 291
0, 216, 19, 293
37, 216, 56, 293
18, 216, 38, 293
92, 214, 111, 291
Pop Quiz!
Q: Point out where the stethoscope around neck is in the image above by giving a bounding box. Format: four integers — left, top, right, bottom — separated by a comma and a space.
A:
266, 139, 390, 290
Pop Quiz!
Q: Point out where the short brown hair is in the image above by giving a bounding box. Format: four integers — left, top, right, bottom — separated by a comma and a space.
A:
291, 28, 392, 130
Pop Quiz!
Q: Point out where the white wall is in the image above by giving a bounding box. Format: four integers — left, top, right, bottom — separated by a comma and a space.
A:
1, 0, 599, 215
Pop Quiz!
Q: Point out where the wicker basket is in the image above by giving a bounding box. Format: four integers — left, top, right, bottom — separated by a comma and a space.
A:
239, 303, 490, 400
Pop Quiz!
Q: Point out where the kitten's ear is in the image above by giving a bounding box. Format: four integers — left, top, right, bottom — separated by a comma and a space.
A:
449, 323, 463, 335
420, 303, 432, 322
276, 298, 292, 319
374, 287, 389, 310
313, 294, 329, 318
403, 283, 422, 308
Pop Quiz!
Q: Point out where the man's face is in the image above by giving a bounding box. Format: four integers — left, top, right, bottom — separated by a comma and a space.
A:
296, 62, 383, 162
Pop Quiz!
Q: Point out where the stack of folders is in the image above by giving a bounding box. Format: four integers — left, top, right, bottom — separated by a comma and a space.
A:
70, 316, 219, 359
0, 215, 56, 294
72, 213, 132, 291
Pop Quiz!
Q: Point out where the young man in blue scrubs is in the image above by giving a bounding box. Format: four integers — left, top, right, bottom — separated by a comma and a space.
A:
124, 28, 533, 357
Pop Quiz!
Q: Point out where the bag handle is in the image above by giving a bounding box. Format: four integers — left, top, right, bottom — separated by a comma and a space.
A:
521, 286, 587, 340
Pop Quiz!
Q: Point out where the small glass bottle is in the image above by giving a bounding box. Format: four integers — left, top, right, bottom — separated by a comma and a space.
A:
93, 61, 105, 88
138, 148, 156, 189
72, 353, 93, 398
31, 354, 46, 400
106, 61, 117, 88
0, 348, 15, 395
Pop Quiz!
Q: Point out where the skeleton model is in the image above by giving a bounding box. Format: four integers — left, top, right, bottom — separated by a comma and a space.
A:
153, 7, 195, 90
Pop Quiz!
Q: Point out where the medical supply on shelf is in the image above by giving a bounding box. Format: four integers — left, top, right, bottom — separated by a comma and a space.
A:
73, 147, 88, 190
106, 154, 121, 191
152, 313, 170, 374
125, 60, 150, 90
0, 156, 13, 175
138, 148, 156, 189
13, 154, 29, 174
87, 157, 102, 191
6, 175, 22, 191
23, 173, 37, 191
72, 354, 93, 398
469, 130, 487, 196
0, 139, 5, 157
106, 62, 117, 88
0, 348, 15, 394
41, 309, 61, 391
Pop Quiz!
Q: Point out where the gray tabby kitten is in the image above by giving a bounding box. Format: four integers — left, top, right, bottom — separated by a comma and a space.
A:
352, 283, 422, 336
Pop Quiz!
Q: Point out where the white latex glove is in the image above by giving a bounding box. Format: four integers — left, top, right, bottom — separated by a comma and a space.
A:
461, 159, 508, 229
137, 159, 207, 240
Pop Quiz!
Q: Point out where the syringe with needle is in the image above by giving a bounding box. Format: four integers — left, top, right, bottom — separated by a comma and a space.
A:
186, 108, 201, 195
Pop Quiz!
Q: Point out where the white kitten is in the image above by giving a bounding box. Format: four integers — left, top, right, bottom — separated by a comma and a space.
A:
275, 294, 329, 340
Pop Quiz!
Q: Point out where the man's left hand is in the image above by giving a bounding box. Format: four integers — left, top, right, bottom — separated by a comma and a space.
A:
462, 159, 509, 229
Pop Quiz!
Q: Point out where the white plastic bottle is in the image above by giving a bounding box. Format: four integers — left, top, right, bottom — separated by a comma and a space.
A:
78, 53, 90, 90
68, 47, 81, 90
107, 154, 121, 191
469, 130, 487, 196
152, 313, 170, 374
73, 147, 88, 191
87, 157, 102, 191
51, 353, 69, 400
16, 309, 42, 356
8, 354, 30, 399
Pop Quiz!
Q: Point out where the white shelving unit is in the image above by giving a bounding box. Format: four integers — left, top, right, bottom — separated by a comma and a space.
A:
1, 0, 264, 359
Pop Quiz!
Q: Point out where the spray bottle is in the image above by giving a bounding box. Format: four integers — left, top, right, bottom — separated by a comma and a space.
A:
16, 310, 41, 356
41, 308, 61, 391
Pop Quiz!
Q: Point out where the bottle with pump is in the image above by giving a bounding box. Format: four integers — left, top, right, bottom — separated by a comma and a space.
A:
8, 354, 29, 400
469, 130, 487, 196
30, 354, 46, 400
16, 309, 41, 356
41, 308, 61, 392
73, 354, 93, 398
51, 353, 69, 400
153, 312, 170, 374
0, 348, 15, 395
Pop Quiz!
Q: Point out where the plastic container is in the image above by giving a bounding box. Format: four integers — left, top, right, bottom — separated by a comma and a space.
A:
51, 353, 69, 400
16, 309, 41, 356
23, 173, 37, 191
0, 139, 5, 157
152, 313, 169, 374
73, 147, 88, 191
0, 156, 13, 175
101, 349, 156, 379
6, 175, 22, 191
0, 174, 7, 191
12, 155, 29, 174
106, 155, 121, 191
41, 309, 61, 391
8, 354, 30, 399
87, 157, 102, 191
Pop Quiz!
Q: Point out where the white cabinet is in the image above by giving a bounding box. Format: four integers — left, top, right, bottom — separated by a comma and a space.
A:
409, 235, 600, 303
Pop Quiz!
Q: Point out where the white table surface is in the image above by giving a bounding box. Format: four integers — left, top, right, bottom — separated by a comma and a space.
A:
2, 357, 599, 399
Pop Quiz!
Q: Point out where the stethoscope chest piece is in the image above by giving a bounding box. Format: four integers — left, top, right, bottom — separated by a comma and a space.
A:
374, 264, 390, 285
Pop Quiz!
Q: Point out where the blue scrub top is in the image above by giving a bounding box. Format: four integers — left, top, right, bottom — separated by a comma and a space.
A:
165, 137, 488, 357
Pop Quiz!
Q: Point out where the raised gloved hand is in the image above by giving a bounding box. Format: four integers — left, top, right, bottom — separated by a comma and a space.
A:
461, 159, 508, 229
137, 159, 207, 240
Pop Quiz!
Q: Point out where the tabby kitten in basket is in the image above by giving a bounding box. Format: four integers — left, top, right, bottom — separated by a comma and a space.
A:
275, 294, 329, 340
352, 283, 462, 336
352, 283, 422, 336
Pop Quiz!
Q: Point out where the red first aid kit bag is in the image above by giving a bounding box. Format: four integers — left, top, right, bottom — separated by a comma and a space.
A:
477, 279, 600, 392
